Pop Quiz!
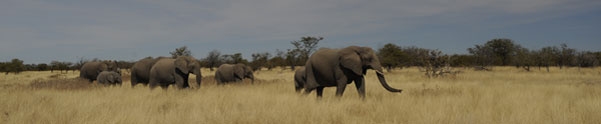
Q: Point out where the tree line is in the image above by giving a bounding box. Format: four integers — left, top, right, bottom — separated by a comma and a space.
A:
378, 38, 601, 72
2, 37, 600, 74
0, 58, 134, 74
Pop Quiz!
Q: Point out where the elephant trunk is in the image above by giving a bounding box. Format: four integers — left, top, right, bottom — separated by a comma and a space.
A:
194, 69, 202, 88
376, 71, 402, 93
249, 75, 255, 84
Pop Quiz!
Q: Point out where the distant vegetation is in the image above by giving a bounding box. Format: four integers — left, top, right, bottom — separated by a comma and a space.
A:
1, 37, 600, 74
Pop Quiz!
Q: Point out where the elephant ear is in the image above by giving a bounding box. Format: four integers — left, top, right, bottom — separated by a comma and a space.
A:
234, 65, 244, 79
107, 73, 115, 83
113, 73, 121, 82
339, 47, 363, 76
99, 63, 108, 73
175, 57, 189, 74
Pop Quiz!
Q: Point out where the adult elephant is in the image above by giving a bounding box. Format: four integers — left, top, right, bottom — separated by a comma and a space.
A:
294, 67, 306, 92
304, 46, 402, 98
130, 57, 167, 87
148, 56, 202, 89
80, 61, 119, 82
215, 64, 254, 84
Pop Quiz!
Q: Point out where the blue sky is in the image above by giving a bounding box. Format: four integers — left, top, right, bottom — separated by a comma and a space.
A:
1, 0, 600, 64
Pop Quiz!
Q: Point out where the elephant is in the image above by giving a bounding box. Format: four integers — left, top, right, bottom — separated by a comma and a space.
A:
97, 71, 122, 85
130, 57, 168, 87
215, 63, 254, 84
80, 61, 119, 82
148, 56, 202, 89
303, 46, 402, 98
294, 67, 306, 92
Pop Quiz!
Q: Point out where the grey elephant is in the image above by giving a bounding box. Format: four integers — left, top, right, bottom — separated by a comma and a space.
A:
80, 61, 119, 82
97, 71, 122, 85
303, 46, 402, 98
149, 56, 202, 89
215, 64, 254, 84
294, 67, 306, 92
130, 57, 168, 87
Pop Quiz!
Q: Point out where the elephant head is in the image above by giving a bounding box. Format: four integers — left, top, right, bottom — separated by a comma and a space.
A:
99, 60, 119, 73
234, 64, 254, 83
339, 46, 402, 93
108, 72, 122, 84
175, 56, 202, 86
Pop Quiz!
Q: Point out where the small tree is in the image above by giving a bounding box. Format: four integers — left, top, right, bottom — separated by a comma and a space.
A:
401, 46, 431, 66
537, 46, 559, 72
468, 38, 521, 68
269, 49, 286, 69
514, 47, 534, 71
170, 46, 192, 58
468, 44, 495, 70
203, 50, 222, 71
61, 62, 73, 73
8, 59, 25, 74
0, 62, 6, 74
250, 52, 271, 71
38, 63, 49, 71
285, 49, 299, 70
421, 50, 454, 78
222, 53, 246, 64
557, 44, 576, 69
50, 61, 61, 73
377, 43, 408, 72
575, 51, 599, 68
24, 64, 37, 71
449, 54, 474, 67
290, 36, 322, 67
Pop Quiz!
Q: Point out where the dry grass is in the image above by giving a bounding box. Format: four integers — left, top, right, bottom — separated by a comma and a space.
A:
1, 67, 600, 123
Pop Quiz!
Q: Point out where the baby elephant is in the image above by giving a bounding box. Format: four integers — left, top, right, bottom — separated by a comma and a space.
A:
215, 64, 254, 84
97, 71, 122, 85
294, 67, 306, 92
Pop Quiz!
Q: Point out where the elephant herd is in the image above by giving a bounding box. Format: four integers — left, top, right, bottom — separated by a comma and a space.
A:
79, 46, 403, 98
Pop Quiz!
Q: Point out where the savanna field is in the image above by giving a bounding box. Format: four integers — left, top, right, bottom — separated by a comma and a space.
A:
1, 67, 600, 123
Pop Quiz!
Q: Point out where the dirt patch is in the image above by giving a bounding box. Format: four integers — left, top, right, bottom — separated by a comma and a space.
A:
409, 84, 463, 97
197, 76, 275, 87
29, 78, 100, 90
48, 74, 68, 79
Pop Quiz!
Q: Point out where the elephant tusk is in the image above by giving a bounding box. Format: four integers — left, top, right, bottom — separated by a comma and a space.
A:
375, 70, 384, 74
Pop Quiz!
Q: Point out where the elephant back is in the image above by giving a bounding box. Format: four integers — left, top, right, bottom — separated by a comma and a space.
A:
216, 64, 235, 82
131, 58, 162, 80
80, 62, 103, 80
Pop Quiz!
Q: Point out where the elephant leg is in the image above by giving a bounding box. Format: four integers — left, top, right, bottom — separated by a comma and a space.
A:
183, 77, 190, 88
294, 78, 304, 93
295, 86, 302, 93
303, 87, 315, 96
159, 84, 169, 89
354, 77, 366, 98
174, 75, 187, 89
304, 63, 320, 97
316, 87, 325, 97
215, 73, 223, 85
149, 78, 159, 89
130, 73, 138, 87
335, 78, 348, 97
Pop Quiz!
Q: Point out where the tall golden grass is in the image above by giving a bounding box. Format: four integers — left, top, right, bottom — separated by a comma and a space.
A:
1, 67, 600, 123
